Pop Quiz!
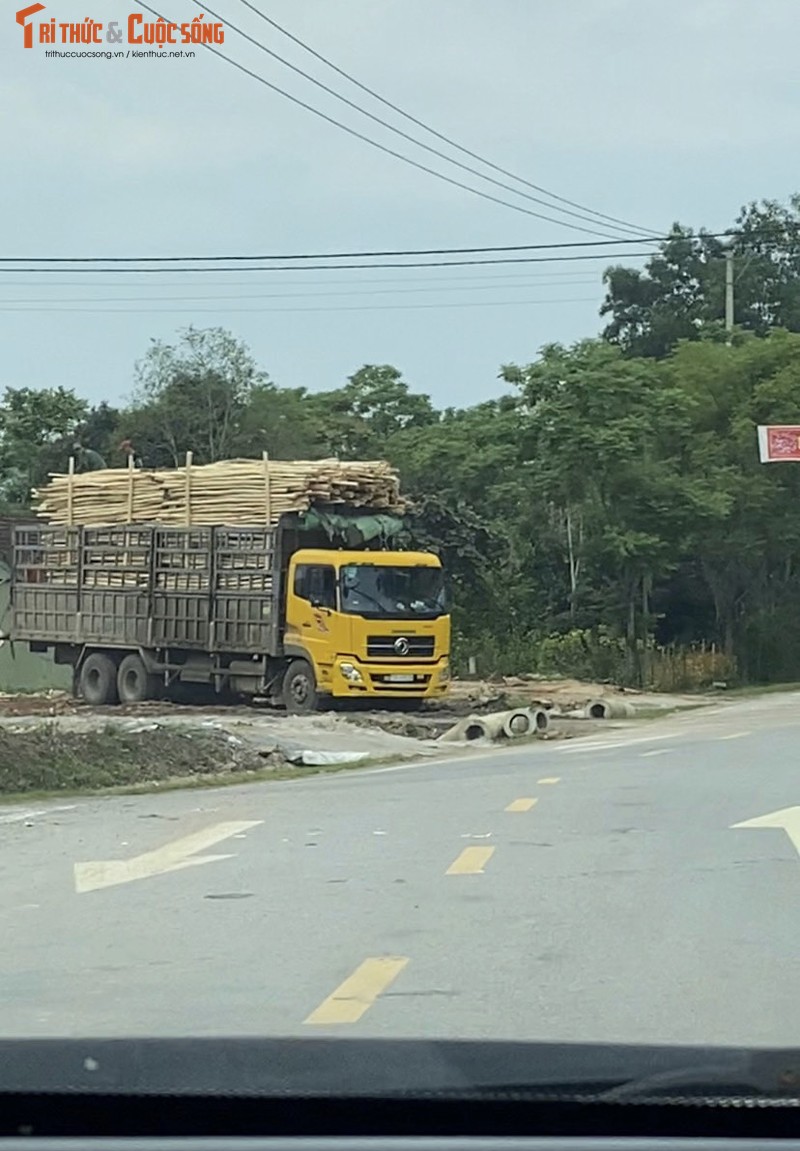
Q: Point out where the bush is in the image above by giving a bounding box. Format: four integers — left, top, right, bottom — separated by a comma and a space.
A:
451, 626, 737, 690
646, 644, 737, 692
534, 627, 627, 682
450, 628, 538, 678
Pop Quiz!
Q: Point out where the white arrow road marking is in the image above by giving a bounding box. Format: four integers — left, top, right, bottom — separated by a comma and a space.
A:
731, 807, 800, 856
74, 820, 263, 893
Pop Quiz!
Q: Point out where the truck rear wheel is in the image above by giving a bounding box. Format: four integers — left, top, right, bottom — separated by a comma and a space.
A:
117, 653, 158, 704
282, 659, 318, 714
79, 652, 119, 706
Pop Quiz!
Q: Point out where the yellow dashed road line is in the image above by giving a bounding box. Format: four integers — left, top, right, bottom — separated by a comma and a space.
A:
537, 777, 561, 785
505, 797, 538, 812
446, 846, 495, 875
304, 957, 409, 1025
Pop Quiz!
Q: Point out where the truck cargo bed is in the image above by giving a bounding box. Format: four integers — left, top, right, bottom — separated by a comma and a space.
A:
11, 524, 280, 655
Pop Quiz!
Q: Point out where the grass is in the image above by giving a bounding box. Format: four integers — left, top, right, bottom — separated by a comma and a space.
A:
0, 721, 414, 804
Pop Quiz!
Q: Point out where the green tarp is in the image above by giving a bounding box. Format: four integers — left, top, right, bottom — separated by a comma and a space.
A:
297, 507, 408, 548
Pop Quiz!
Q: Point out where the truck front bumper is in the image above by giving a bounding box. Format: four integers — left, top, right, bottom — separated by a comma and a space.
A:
330, 656, 450, 699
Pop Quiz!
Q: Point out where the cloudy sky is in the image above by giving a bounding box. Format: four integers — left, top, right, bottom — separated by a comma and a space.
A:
2, 0, 799, 410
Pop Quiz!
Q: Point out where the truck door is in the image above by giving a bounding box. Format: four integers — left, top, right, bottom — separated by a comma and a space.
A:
286, 562, 339, 677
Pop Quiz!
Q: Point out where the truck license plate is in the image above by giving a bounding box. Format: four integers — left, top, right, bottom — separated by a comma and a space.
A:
386, 674, 414, 683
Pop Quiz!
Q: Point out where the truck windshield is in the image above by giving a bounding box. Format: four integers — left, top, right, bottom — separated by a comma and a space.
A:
339, 564, 446, 618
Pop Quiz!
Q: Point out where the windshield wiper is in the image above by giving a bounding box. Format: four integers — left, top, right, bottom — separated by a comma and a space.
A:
595, 1056, 800, 1102
438, 1054, 800, 1103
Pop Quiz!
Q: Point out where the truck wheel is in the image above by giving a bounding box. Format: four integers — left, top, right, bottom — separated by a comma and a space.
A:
117, 653, 157, 704
79, 652, 119, 706
282, 659, 318, 714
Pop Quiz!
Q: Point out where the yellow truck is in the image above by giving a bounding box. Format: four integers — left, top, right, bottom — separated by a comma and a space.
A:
9, 510, 450, 713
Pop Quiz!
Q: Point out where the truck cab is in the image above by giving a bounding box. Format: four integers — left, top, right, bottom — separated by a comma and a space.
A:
282, 548, 450, 710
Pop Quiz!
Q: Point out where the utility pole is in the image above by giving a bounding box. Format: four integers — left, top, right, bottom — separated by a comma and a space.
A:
725, 248, 735, 341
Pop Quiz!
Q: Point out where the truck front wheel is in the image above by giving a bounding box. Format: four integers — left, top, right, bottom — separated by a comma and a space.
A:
282, 659, 318, 714
79, 652, 119, 706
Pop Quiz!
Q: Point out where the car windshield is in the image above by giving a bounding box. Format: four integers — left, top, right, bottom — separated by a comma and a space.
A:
339, 563, 446, 618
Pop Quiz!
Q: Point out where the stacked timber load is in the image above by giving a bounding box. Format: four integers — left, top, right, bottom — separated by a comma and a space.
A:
32, 453, 405, 527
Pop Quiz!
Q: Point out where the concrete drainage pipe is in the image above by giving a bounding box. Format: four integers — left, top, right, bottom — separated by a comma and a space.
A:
586, 697, 636, 720
439, 708, 539, 743
501, 709, 535, 738
463, 718, 489, 740
437, 715, 487, 742
528, 707, 549, 733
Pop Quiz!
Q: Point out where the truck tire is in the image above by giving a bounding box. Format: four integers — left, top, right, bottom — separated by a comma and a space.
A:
79, 652, 119, 706
117, 653, 157, 704
282, 659, 318, 714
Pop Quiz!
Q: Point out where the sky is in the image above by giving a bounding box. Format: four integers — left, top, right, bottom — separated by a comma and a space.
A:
2, 0, 800, 412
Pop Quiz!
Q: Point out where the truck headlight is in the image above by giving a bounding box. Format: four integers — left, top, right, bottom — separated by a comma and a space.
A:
438, 662, 450, 683
339, 662, 363, 683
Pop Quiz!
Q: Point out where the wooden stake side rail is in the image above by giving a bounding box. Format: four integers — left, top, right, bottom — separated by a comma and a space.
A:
12, 524, 279, 654
32, 454, 405, 528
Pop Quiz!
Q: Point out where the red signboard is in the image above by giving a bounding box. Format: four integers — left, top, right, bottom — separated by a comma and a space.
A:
757, 425, 800, 462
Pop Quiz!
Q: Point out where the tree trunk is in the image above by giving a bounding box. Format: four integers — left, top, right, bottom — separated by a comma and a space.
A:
565, 506, 581, 621
640, 571, 651, 687
626, 580, 639, 686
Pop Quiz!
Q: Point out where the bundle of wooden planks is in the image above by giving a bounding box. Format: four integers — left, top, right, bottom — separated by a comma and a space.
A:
33, 454, 406, 527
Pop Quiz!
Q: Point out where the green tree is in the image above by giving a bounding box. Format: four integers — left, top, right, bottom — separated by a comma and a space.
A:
311, 365, 436, 457
234, 383, 326, 460
601, 196, 800, 358
665, 331, 800, 674
390, 395, 533, 645
0, 386, 88, 505
126, 326, 266, 466
502, 340, 712, 679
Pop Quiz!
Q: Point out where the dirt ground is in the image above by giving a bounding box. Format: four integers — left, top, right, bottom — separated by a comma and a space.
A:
0, 676, 715, 797
0, 675, 701, 721
0, 676, 708, 753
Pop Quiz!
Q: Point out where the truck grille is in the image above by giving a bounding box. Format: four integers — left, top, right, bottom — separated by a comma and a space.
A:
366, 635, 435, 659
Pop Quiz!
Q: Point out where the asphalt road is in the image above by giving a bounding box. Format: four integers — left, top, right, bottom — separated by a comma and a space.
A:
2, 691, 800, 1046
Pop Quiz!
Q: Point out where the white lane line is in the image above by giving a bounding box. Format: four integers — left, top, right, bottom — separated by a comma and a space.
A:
0, 804, 77, 825
719, 731, 751, 741
640, 749, 670, 758
556, 733, 682, 755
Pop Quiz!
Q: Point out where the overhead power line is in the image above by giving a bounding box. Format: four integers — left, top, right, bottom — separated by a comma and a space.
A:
0, 270, 602, 289
190, 0, 647, 241
0, 251, 659, 274
0, 231, 738, 264
131, 0, 623, 240
234, 0, 656, 239
0, 296, 598, 315
0, 279, 601, 305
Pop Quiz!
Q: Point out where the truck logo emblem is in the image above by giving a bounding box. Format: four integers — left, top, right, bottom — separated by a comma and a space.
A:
394, 637, 410, 655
